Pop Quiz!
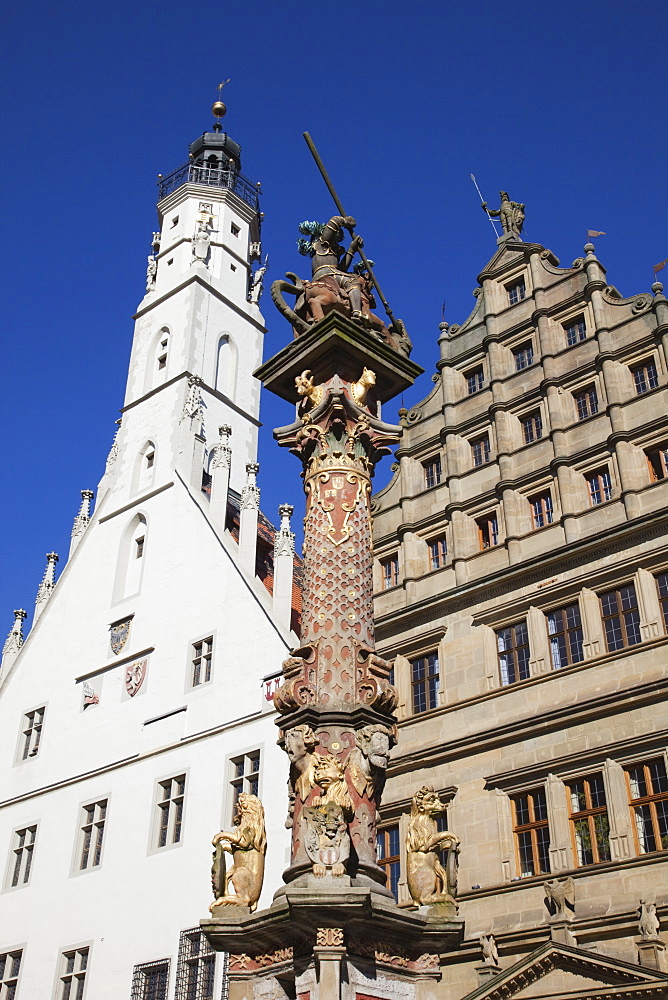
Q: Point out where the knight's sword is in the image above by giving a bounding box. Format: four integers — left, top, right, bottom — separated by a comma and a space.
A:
303, 131, 397, 328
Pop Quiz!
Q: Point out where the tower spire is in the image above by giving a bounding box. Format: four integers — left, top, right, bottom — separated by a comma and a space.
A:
34, 552, 59, 623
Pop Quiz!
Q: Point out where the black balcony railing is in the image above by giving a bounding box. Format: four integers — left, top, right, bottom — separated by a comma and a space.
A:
158, 162, 259, 210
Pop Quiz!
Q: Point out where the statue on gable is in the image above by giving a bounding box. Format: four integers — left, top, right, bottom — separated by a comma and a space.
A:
270, 215, 412, 356
482, 191, 525, 238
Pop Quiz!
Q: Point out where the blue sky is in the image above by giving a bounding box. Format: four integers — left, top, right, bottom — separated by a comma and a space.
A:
1, 0, 666, 627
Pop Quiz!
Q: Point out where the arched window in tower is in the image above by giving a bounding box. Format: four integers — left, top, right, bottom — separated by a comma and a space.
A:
215, 334, 237, 399
156, 329, 170, 379
132, 441, 157, 495
113, 513, 148, 602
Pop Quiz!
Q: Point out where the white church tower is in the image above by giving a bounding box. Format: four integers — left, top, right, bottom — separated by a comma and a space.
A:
0, 105, 295, 1000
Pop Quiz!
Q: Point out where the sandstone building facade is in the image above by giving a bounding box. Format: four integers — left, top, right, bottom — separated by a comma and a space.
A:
371, 235, 668, 997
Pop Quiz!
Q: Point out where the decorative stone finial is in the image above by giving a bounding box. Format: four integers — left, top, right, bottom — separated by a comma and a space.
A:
652, 281, 664, 295
180, 375, 204, 423
71, 490, 94, 540
584, 243, 596, 255
241, 463, 261, 510
106, 418, 122, 469
438, 321, 449, 335
275, 504, 295, 559
211, 425, 232, 471
34, 553, 59, 620
3, 609, 27, 658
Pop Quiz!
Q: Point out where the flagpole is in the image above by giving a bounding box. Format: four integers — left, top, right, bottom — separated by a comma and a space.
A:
471, 174, 500, 237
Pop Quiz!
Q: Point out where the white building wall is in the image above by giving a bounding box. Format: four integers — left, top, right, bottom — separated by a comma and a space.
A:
0, 132, 292, 1000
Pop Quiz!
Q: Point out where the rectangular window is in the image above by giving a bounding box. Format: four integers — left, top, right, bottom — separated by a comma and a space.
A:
156, 775, 186, 848
477, 513, 499, 550
530, 492, 553, 529
131, 960, 170, 1000
656, 572, 668, 631
564, 316, 587, 346
547, 603, 584, 669
8, 825, 36, 888
511, 789, 550, 876
423, 456, 442, 489
381, 555, 399, 590
146, 451, 155, 469
466, 366, 484, 395
586, 467, 612, 506
428, 536, 447, 571
625, 758, 668, 854
507, 278, 526, 305
21, 707, 44, 760
411, 653, 439, 714
230, 752, 261, 819
631, 358, 659, 395
521, 411, 543, 444
57, 947, 89, 1000
496, 622, 530, 685
568, 774, 611, 866
191, 637, 213, 687
599, 583, 641, 651
175, 928, 216, 1000
471, 434, 491, 467
376, 825, 400, 901
513, 341, 534, 371
0, 950, 22, 998
646, 444, 668, 482
574, 385, 598, 421
78, 800, 107, 871
231, 222, 240, 237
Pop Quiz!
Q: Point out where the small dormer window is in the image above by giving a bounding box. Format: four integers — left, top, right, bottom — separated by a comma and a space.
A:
507, 278, 526, 305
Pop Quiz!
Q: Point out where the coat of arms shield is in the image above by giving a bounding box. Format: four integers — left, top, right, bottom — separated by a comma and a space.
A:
125, 658, 147, 697
110, 618, 132, 655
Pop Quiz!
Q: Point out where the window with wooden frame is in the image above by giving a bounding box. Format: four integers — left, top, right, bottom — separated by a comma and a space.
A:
410, 653, 439, 714
380, 554, 399, 590
376, 825, 401, 900
506, 278, 526, 305
521, 410, 543, 444
57, 947, 89, 1000
530, 491, 554, 529
586, 467, 612, 506
471, 434, 491, 467
477, 513, 499, 550
656, 572, 668, 631
547, 603, 584, 669
511, 789, 550, 877
631, 358, 659, 395
428, 536, 447, 571
156, 775, 186, 848
423, 455, 442, 489
131, 960, 170, 1000
625, 758, 668, 854
0, 950, 22, 998
78, 800, 107, 871
20, 707, 44, 760
513, 341, 534, 371
230, 752, 261, 820
7, 825, 36, 888
564, 315, 586, 346
191, 637, 213, 687
175, 928, 216, 1000
496, 622, 530, 686
599, 583, 641, 652
466, 366, 485, 395
646, 444, 668, 482
574, 385, 598, 421
567, 774, 611, 866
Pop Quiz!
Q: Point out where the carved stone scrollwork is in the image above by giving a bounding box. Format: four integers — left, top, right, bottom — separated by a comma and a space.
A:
571, 257, 585, 269
316, 927, 344, 947
405, 407, 423, 425
633, 295, 651, 313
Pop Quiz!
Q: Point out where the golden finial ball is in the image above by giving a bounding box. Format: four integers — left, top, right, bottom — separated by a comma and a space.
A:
212, 100, 227, 118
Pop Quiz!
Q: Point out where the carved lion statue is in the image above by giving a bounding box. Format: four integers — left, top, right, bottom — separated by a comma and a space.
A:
406, 785, 459, 907
210, 793, 266, 913
313, 753, 354, 819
